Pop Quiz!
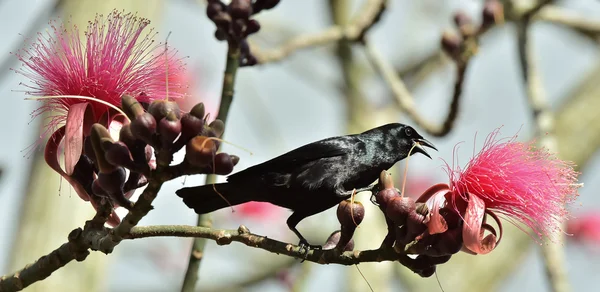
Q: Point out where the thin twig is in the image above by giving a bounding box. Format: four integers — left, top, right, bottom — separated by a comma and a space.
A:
535, 5, 600, 40
252, 0, 387, 64
180, 44, 242, 292
517, 8, 570, 292
363, 41, 469, 137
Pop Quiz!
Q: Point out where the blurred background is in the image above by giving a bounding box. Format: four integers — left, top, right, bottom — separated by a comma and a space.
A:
1, 0, 599, 291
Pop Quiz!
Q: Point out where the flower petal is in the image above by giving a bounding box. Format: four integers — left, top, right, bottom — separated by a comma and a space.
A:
426, 191, 449, 234
65, 103, 92, 175
44, 126, 90, 201
462, 194, 497, 254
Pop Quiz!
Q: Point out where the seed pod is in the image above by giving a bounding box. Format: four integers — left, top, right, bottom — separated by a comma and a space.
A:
130, 112, 157, 145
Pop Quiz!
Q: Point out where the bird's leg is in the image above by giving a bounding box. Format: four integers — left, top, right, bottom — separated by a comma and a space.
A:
335, 185, 374, 197
286, 213, 321, 261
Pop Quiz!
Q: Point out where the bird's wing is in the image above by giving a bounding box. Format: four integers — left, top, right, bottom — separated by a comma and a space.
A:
227, 138, 351, 183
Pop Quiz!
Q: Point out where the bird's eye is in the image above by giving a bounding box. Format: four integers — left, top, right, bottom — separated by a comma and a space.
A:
405, 127, 413, 136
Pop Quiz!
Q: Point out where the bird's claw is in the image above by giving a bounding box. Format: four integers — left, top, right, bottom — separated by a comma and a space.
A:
297, 239, 322, 262
369, 193, 380, 206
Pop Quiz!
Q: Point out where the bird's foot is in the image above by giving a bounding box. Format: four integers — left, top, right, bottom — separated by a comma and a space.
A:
369, 193, 380, 206
297, 239, 322, 262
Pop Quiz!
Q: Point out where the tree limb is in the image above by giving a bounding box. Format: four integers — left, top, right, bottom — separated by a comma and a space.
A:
252, 0, 387, 64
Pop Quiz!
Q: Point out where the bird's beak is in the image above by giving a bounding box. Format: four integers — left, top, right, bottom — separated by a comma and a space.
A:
412, 138, 438, 159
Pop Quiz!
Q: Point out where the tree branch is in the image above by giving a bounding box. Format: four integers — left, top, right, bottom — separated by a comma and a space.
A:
252, 0, 387, 64
125, 224, 420, 267
517, 6, 570, 292
363, 40, 469, 137
535, 5, 600, 40
181, 43, 242, 292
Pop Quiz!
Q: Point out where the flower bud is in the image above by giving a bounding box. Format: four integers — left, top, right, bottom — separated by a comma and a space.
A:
104, 141, 134, 168
481, 0, 504, 32
230, 155, 240, 166
441, 31, 463, 59
213, 12, 232, 29
232, 19, 247, 36
214, 152, 235, 175
97, 167, 133, 209
215, 29, 228, 41
209, 119, 225, 137
148, 100, 181, 121
323, 230, 354, 251
121, 94, 145, 119
190, 103, 206, 120
336, 200, 365, 250
130, 112, 157, 145
385, 196, 415, 224
185, 136, 217, 167
158, 113, 182, 147
337, 200, 365, 227
230, 0, 253, 19
207, 2, 223, 19
118, 124, 137, 147
246, 19, 260, 35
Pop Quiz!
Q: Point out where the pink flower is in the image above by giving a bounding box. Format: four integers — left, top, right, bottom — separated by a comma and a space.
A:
235, 201, 281, 220
418, 129, 580, 254
566, 212, 600, 245
14, 10, 186, 225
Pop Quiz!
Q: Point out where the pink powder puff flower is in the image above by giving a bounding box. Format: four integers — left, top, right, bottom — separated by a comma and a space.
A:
566, 212, 600, 245
417, 128, 581, 255
13, 10, 187, 225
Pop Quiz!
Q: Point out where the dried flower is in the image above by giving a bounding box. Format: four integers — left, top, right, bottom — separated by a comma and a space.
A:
14, 10, 187, 224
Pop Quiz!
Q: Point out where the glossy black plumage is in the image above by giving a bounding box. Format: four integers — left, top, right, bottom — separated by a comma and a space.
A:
176, 123, 436, 247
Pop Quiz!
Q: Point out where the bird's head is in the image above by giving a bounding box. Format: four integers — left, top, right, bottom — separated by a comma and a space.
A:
395, 124, 437, 159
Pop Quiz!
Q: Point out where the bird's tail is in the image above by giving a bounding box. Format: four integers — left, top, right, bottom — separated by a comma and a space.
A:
176, 183, 252, 214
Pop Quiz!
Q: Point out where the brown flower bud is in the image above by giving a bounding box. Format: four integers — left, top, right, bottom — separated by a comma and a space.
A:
481, 0, 504, 32
441, 30, 463, 59
246, 19, 260, 35
158, 113, 182, 147
206, 2, 223, 20
230, 0, 253, 19
121, 94, 145, 119
130, 112, 157, 145
148, 100, 181, 122
104, 141, 134, 168
213, 152, 235, 175
190, 102, 206, 120
185, 136, 217, 167
208, 119, 225, 137
323, 230, 354, 251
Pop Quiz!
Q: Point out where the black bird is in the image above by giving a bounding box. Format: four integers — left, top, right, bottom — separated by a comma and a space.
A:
176, 123, 436, 248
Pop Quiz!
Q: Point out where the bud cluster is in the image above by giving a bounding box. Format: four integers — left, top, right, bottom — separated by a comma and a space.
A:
75, 95, 239, 225
206, 0, 281, 66
441, 0, 504, 63
372, 171, 459, 277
